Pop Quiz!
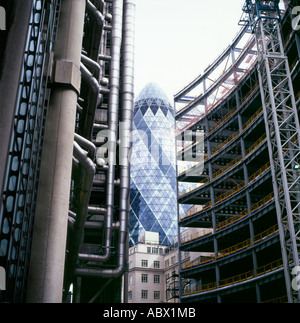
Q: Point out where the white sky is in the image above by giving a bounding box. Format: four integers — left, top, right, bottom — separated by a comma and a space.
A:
134, 0, 247, 102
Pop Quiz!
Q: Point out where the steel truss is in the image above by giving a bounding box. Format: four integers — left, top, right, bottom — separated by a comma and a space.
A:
242, 0, 300, 302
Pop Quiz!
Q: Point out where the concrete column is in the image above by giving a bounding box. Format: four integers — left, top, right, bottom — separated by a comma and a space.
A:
26, 0, 86, 303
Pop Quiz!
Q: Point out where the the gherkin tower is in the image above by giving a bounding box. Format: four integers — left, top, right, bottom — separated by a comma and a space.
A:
129, 82, 178, 246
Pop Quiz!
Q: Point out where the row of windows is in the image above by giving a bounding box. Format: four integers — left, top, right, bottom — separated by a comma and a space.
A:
130, 271, 176, 284
147, 247, 163, 254
129, 260, 160, 269
142, 257, 177, 268
141, 259, 160, 268
128, 290, 161, 301
129, 256, 178, 270
137, 274, 161, 284
129, 247, 164, 255
165, 256, 176, 267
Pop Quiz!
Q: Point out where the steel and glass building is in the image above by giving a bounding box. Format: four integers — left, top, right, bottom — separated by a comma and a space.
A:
0, 0, 135, 303
176, 0, 300, 303
129, 82, 178, 246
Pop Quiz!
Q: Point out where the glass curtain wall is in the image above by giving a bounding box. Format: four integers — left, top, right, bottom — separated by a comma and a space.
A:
129, 82, 178, 246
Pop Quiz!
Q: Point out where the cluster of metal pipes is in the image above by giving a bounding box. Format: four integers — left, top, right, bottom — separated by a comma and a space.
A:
26, 0, 135, 303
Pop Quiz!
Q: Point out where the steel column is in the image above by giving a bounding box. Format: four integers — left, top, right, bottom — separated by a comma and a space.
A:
247, 1, 300, 303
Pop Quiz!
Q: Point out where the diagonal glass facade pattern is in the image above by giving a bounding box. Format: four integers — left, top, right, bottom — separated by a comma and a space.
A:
129, 82, 178, 246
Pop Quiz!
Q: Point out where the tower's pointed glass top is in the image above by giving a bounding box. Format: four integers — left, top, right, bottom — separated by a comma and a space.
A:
134, 82, 174, 118
135, 82, 173, 108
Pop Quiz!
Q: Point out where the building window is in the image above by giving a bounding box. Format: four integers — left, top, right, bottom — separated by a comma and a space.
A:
147, 247, 151, 253
129, 275, 132, 285
154, 291, 160, 300
154, 261, 160, 268
141, 260, 148, 267
129, 261, 133, 269
141, 274, 148, 283
165, 259, 169, 268
152, 247, 158, 254
141, 290, 148, 299
128, 291, 132, 300
154, 275, 160, 284
171, 256, 176, 265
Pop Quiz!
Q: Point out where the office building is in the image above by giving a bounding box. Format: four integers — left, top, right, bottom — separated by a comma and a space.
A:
0, 0, 135, 303
175, 1, 300, 303
129, 82, 178, 246
127, 230, 204, 303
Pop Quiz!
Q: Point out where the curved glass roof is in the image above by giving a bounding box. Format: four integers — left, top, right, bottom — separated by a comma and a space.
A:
135, 82, 173, 108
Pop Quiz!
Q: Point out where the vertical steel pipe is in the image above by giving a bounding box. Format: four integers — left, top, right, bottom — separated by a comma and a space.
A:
77, 0, 125, 264
94, 0, 124, 263
76, 0, 135, 277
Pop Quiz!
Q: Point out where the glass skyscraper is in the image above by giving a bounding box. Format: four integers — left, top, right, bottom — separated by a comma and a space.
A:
129, 82, 178, 246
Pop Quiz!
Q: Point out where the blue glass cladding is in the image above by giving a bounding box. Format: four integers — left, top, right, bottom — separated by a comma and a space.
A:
129, 83, 178, 246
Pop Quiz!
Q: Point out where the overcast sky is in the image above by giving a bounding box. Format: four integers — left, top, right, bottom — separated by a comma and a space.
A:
134, 0, 247, 102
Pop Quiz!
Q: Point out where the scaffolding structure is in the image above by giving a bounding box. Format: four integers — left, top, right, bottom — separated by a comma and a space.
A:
241, 0, 300, 304
175, 0, 300, 303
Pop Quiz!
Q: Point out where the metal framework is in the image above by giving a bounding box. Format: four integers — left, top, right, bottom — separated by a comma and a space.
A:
0, 0, 135, 303
63, 0, 136, 303
0, 0, 61, 303
166, 273, 180, 302
242, 0, 300, 303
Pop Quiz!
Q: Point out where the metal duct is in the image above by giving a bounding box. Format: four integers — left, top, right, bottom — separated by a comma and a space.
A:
80, 62, 101, 140
113, 0, 135, 276
81, 54, 101, 79
80, 0, 107, 140
99, 54, 111, 61
84, 221, 120, 230
64, 141, 96, 290
80, 62, 100, 94
88, 206, 107, 215
75, 133, 96, 159
76, 0, 135, 277
77, 0, 124, 265
86, 0, 104, 28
